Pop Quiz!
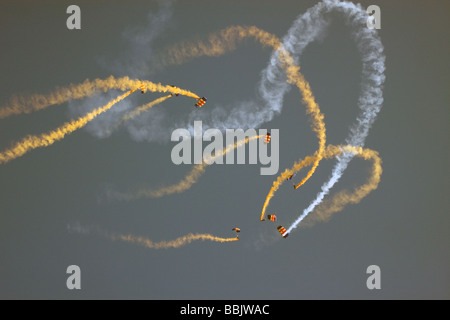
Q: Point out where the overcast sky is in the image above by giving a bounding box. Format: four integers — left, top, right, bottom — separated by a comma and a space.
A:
0, 0, 449, 299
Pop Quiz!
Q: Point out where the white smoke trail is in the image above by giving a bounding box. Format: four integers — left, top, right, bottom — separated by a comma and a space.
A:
98, 0, 175, 78
70, 1, 176, 140
283, 0, 385, 232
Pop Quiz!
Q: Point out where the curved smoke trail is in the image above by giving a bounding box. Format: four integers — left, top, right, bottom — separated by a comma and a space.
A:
109, 134, 263, 200
0, 79, 199, 165
0, 89, 137, 165
68, 223, 239, 250
261, 0, 385, 233
0, 76, 199, 119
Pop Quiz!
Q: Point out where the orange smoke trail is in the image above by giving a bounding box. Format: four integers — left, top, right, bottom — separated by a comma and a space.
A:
163, 25, 283, 65
111, 163, 207, 201
112, 94, 173, 131
68, 223, 239, 249
121, 95, 173, 122
301, 146, 382, 227
0, 76, 199, 119
110, 135, 263, 200
108, 232, 239, 249
0, 89, 137, 165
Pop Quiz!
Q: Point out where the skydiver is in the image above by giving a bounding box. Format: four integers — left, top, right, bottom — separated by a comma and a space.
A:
264, 132, 271, 143
287, 173, 296, 181
170, 85, 179, 96
195, 97, 207, 108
